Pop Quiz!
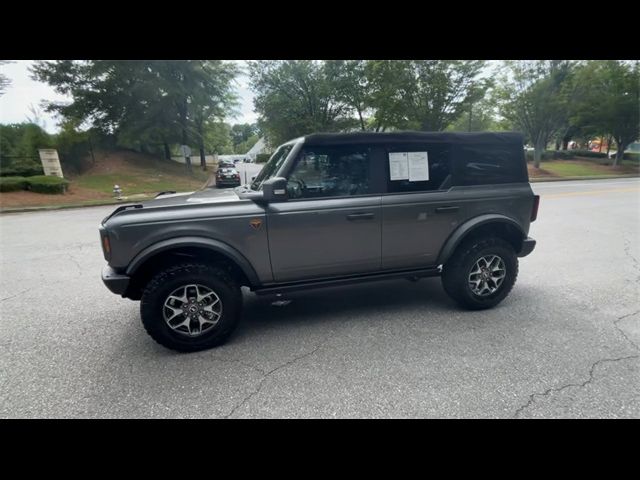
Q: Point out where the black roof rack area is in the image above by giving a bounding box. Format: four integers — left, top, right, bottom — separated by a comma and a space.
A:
303, 131, 524, 146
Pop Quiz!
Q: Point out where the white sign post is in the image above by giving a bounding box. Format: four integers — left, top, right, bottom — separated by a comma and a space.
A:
38, 149, 64, 178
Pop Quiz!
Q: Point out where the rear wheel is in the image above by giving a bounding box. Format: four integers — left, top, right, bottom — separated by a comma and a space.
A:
441, 237, 518, 310
140, 263, 242, 352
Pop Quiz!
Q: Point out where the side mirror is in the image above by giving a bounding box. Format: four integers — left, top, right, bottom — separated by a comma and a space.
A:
262, 177, 288, 203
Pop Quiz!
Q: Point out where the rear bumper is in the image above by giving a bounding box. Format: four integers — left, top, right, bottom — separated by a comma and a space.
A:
518, 237, 536, 257
216, 179, 241, 186
102, 265, 130, 296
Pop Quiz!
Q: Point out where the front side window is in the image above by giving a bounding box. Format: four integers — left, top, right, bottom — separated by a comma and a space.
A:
250, 143, 295, 191
286, 146, 371, 199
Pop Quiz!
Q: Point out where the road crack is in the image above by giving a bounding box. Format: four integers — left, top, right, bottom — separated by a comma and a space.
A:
614, 310, 640, 351
513, 354, 639, 418
0, 288, 30, 302
223, 337, 330, 419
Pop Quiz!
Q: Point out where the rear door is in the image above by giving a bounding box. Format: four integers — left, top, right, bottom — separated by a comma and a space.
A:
267, 144, 383, 282
381, 142, 465, 270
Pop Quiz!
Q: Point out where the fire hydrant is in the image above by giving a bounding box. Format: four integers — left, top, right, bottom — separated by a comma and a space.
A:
113, 184, 122, 200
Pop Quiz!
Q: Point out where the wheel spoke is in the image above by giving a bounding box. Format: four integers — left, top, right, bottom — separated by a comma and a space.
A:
468, 255, 507, 297
165, 305, 184, 321
163, 283, 222, 337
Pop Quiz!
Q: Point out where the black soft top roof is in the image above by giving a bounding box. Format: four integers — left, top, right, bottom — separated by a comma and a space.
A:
302, 131, 524, 147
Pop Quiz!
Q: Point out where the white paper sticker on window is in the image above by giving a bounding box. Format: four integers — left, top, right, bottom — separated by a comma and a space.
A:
389, 152, 409, 180
408, 151, 429, 181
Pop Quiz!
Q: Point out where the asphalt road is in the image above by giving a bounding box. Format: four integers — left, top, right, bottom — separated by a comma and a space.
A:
1, 178, 638, 418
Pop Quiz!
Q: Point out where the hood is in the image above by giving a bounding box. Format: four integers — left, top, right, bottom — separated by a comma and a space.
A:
102, 186, 257, 227
142, 187, 241, 208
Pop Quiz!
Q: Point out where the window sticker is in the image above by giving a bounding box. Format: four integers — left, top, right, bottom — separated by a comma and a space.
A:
389, 152, 409, 180
408, 151, 429, 181
389, 151, 430, 181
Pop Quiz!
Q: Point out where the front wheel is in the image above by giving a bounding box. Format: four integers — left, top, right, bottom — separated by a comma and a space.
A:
140, 263, 242, 352
441, 237, 518, 310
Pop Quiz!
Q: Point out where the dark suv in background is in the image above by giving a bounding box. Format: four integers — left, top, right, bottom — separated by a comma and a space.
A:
100, 132, 538, 351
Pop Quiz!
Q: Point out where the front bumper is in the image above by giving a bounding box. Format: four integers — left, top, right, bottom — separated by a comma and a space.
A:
102, 265, 130, 296
518, 237, 536, 257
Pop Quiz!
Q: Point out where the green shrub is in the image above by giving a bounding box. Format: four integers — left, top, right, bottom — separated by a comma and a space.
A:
0, 163, 44, 177
255, 153, 271, 163
623, 152, 640, 162
572, 150, 608, 158
0, 176, 28, 192
26, 175, 70, 194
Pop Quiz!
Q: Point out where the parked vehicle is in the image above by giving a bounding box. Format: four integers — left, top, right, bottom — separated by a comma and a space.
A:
100, 131, 538, 352
218, 160, 235, 169
215, 167, 241, 187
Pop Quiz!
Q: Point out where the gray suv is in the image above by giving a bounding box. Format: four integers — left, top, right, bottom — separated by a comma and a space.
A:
100, 132, 538, 352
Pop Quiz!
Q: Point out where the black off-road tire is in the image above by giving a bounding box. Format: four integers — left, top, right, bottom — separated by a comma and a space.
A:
441, 237, 518, 310
140, 263, 242, 352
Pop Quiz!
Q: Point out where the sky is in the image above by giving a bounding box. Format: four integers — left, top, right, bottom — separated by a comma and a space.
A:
0, 60, 257, 133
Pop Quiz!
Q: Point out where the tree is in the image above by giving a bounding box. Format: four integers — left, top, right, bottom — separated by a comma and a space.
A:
571, 61, 639, 166
325, 60, 372, 131
497, 61, 574, 168
366, 60, 487, 132
203, 122, 234, 155
0, 60, 14, 96
31, 60, 239, 169
446, 91, 502, 132
248, 60, 353, 145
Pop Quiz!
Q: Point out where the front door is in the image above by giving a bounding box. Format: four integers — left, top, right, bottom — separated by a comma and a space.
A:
267, 145, 382, 282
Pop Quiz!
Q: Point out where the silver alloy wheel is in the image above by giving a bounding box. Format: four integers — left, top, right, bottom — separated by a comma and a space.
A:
162, 284, 222, 337
468, 255, 506, 297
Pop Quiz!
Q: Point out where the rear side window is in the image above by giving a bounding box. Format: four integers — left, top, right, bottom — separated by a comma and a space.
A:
385, 143, 452, 193
455, 143, 527, 185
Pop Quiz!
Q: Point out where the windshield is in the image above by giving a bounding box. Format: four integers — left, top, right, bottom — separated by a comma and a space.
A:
250, 143, 295, 191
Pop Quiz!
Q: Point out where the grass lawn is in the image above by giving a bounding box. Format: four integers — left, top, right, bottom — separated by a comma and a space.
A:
74, 172, 206, 196
0, 150, 211, 211
539, 162, 606, 177
529, 158, 640, 179
72, 152, 209, 196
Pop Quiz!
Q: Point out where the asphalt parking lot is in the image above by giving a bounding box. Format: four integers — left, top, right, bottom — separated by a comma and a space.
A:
1, 178, 638, 418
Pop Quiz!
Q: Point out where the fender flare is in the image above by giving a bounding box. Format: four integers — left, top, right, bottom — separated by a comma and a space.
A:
436, 214, 526, 266
125, 236, 260, 287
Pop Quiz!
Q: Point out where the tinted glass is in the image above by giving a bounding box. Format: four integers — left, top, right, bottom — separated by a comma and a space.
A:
455, 143, 527, 185
287, 146, 371, 199
251, 143, 294, 190
385, 143, 452, 193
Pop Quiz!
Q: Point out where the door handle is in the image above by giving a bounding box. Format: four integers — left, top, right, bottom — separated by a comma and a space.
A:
435, 206, 459, 213
347, 212, 374, 221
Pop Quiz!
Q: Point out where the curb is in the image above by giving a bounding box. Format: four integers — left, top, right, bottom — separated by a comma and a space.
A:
0, 197, 154, 214
530, 174, 639, 182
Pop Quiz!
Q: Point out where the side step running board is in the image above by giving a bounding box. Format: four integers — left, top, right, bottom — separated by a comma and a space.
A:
253, 267, 441, 296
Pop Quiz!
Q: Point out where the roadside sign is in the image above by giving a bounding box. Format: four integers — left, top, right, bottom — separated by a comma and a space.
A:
38, 149, 64, 178
180, 145, 191, 157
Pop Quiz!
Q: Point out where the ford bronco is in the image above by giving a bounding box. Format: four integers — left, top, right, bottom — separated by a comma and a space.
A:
100, 132, 538, 351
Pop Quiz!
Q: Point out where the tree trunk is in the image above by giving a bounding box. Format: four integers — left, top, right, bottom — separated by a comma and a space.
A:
181, 127, 191, 173
199, 143, 206, 171
357, 109, 366, 131
613, 138, 627, 167
562, 139, 569, 150
533, 137, 546, 168
163, 141, 171, 161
